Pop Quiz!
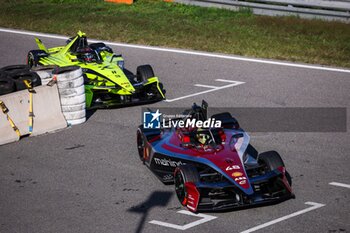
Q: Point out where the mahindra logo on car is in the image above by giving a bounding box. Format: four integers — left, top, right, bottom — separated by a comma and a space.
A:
154, 158, 184, 167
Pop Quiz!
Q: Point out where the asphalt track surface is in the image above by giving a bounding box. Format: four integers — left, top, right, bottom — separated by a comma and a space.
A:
0, 29, 349, 233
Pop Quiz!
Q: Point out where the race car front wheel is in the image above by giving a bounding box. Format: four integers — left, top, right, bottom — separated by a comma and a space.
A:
136, 65, 154, 83
174, 165, 200, 206
258, 150, 292, 186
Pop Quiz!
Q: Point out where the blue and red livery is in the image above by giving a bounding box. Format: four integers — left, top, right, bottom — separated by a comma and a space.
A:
137, 101, 294, 212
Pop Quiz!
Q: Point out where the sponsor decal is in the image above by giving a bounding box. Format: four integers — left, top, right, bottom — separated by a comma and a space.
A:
143, 110, 162, 129
162, 118, 221, 129
226, 165, 240, 171
163, 174, 173, 181
154, 157, 184, 167
143, 109, 221, 129
239, 180, 247, 185
234, 176, 247, 181
234, 176, 247, 185
232, 172, 243, 177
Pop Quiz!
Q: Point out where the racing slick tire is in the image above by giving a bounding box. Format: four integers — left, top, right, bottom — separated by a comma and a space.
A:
0, 65, 30, 75
27, 50, 48, 68
9, 71, 42, 91
136, 65, 154, 83
258, 151, 284, 171
258, 151, 292, 185
174, 165, 200, 206
0, 74, 15, 95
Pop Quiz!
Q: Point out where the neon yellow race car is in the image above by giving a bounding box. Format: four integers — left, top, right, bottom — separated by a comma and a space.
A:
27, 31, 166, 108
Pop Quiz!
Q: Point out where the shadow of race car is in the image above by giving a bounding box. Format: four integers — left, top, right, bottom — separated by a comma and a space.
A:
27, 31, 165, 109
137, 101, 294, 212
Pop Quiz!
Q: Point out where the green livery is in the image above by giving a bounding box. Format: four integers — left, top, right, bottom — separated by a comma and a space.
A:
27, 31, 166, 109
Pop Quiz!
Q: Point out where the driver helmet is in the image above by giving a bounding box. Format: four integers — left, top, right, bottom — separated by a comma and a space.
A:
77, 47, 97, 63
196, 129, 210, 145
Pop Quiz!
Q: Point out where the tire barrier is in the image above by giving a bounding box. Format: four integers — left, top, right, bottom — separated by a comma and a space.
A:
59, 93, 86, 106
61, 102, 86, 112
0, 65, 40, 94
56, 75, 84, 89
31, 66, 57, 86
0, 84, 67, 145
0, 64, 30, 76
62, 109, 86, 120
52, 66, 86, 126
0, 73, 15, 95
0, 64, 87, 130
10, 71, 42, 91
58, 84, 85, 97
35, 70, 52, 85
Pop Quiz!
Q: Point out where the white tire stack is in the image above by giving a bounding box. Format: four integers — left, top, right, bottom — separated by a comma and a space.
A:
52, 66, 86, 126
31, 66, 57, 85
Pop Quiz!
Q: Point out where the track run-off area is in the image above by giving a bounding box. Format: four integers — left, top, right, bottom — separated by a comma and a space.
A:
0, 28, 349, 233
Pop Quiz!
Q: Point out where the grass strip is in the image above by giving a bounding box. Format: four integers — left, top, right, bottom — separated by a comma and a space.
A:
0, 0, 349, 68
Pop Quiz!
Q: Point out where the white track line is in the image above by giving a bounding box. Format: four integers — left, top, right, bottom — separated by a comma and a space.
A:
194, 84, 218, 89
149, 210, 217, 230
1, 27, 349, 74
165, 80, 245, 102
329, 182, 350, 189
240, 202, 325, 233
215, 79, 243, 83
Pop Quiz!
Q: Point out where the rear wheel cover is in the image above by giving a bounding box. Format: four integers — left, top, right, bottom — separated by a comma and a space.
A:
137, 130, 145, 161
174, 169, 186, 205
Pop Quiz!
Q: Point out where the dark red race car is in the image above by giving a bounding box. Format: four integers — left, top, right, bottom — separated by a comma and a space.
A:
137, 101, 294, 212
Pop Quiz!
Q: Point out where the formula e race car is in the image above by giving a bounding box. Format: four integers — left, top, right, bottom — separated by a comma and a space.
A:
137, 101, 293, 212
27, 31, 165, 109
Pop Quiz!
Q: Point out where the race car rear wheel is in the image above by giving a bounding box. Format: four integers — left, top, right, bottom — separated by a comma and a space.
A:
174, 165, 200, 206
136, 65, 154, 83
27, 50, 48, 68
137, 127, 145, 162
